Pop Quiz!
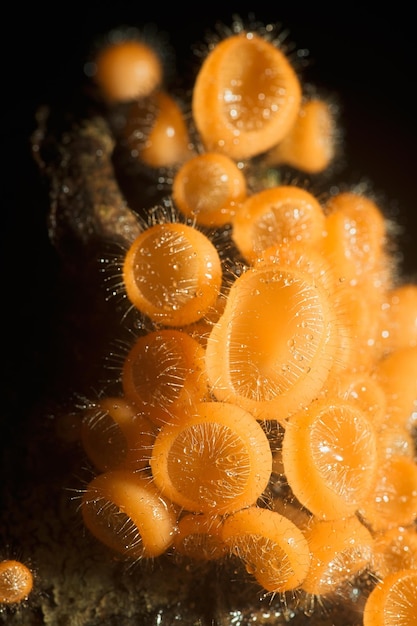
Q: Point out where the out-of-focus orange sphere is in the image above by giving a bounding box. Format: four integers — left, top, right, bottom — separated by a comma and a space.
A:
93, 39, 162, 103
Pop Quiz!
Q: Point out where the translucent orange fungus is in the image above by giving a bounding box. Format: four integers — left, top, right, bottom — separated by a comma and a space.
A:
330, 371, 387, 427
81, 470, 178, 558
92, 39, 162, 103
150, 401, 272, 514
378, 283, 417, 352
173, 513, 228, 561
124, 90, 193, 168
122, 329, 208, 425
0, 560, 34, 605
371, 525, 417, 579
363, 568, 417, 626
282, 401, 378, 519
359, 455, 417, 532
373, 346, 417, 427
376, 422, 415, 460
253, 239, 333, 281
178, 296, 226, 347
266, 97, 337, 173
331, 281, 385, 371
172, 152, 247, 226
192, 32, 302, 160
321, 191, 388, 284
122, 222, 222, 326
80, 396, 155, 472
221, 506, 311, 593
301, 516, 374, 595
205, 262, 339, 422
251, 244, 355, 373
231, 185, 325, 263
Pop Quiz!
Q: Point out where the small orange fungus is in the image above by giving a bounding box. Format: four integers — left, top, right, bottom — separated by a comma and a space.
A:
359, 455, 417, 532
173, 513, 228, 561
0, 560, 34, 605
331, 281, 384, 371
124, 90, 193, 168
80, 396, 155, 472
205, 262, 339, 422
301, 516, 374, 595
192, 32, 302, 160
81, 470, 177, 558
378, 283, 417, 351
282, 401, 378, 519
266, 97, 337, 173
122, 329, 209, 423
330, 371, 387, 427
322, 191, 388, 284
92, 39, 162, 103
376, 421, 415, 460
371, 525, 417, 579
122, 221, 222, 326
221, 506, 311, 593
178, 295, 226, 348
172, 152, 247, 226
373, 346, 417, 426
231, 185, 325, 263
363, 568, 417, 626
150, 401, 272, 514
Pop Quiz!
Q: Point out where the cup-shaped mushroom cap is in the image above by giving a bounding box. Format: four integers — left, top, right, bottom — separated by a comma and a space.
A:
192, 32, 301, 160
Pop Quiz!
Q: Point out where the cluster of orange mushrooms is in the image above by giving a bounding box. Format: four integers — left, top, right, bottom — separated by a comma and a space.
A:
4, 19, 416, 624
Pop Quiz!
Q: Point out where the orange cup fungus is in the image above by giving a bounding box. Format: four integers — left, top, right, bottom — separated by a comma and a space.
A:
81, 470, 178, 559
373, 346, 417, 428
124, 90, 194, 168
80, 396, 155, 472
282, 401, 378, 519
222, 506, 311, 593
92, 38, 162, 104
0, 560, 34, 605
363, 568, 417, 626
377, 421, 416, 460
150, 401, 272, 515
378, 283, 417, 352
265, 97, 338, 173
321, 191, 389, 285
121, 329, 209, 424
122, 221, 222, 326
192, 32, 302, 160
172, 152, 247, 226
329, 371, 387, 428
371, 525, 417, 580
359, 455, 417, 532
172, 513, 228, 561
231, 185, 326, 263
205, 260, 341, 422
70, 18, 417, 615
300, 515, 374, 596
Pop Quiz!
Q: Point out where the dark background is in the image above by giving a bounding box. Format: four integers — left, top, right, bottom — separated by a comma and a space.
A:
1, 2, 416, 434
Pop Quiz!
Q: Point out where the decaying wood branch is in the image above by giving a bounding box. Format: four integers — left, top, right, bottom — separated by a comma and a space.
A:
31, 106, 142, 255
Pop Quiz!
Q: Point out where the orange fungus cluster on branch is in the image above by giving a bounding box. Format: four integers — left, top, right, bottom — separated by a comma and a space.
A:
73, 19, 417, 621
